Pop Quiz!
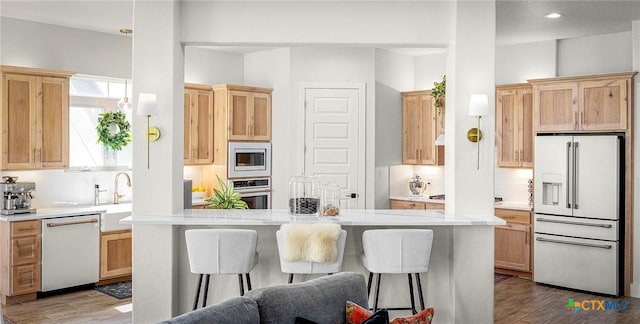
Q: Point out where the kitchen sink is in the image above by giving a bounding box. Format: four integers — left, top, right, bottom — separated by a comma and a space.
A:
99, 203, 132, 232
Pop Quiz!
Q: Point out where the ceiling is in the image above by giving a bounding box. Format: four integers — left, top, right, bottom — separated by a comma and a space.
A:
1, 0, 640, 54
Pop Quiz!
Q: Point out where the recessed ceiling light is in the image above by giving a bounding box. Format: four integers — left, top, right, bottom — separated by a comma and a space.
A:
545, 12, 562, 19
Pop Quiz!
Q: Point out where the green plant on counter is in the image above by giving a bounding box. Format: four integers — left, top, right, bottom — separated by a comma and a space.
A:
96, 111, 132, 151
206, 176, 249, 209
432, 75, 446, 109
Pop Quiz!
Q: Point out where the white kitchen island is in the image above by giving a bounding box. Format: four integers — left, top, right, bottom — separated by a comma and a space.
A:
122, 209, 505, 324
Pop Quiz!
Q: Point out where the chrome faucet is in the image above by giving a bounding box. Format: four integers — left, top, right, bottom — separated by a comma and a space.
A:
113, 172, 131, 204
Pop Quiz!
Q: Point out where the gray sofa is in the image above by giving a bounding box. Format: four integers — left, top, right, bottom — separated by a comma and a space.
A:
161, 272, 369, 324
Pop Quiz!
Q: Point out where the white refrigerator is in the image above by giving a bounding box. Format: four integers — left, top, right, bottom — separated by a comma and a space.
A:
534, 134, 622, 295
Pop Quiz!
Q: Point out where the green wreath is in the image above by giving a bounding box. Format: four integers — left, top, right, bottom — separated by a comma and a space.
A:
96, 111, 132, 151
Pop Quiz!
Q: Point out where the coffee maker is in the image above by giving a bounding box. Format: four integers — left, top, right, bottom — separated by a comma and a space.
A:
1, 177, 36, 215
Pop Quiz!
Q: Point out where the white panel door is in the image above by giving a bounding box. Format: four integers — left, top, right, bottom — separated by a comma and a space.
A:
304, 87, 364, 209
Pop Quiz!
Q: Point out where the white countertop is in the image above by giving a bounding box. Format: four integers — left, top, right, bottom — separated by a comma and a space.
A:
120, 209, 506, 226
390, 195, 532, 211
0, 202, 132, 222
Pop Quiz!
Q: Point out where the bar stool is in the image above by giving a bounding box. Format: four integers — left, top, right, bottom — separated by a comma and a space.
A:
276, 223, 347, 283
185, 229, 259, 310
361, 229, 434, 314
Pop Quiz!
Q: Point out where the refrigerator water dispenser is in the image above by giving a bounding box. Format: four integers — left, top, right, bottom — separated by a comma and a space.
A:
541, 173, 563, 206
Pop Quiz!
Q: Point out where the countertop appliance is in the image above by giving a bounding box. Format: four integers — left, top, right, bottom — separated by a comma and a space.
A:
41, 214, 100, 292
228, 142, 271, 178
1, 180, 36, 215
534, 134, 622, 295
232, 178, 271, 209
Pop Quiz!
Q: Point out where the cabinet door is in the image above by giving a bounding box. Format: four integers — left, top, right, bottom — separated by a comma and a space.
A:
496, 89, 520, 167
533, 82, 578, 132
424, 202, 444, 210
251, 92, 271, 141
11, 263, 40, 295
100, 231, 132, 279
192, 90, 214, 163
2, 74, 37, 170
402, 95, 421, 164
228, 90, 251, 140
38, 76, 69, 168
390, 199, 426, 210
495, 223, 531, 272
579, 78, 628, 131
419, 95, 437, 165
184, 90, 194, 163
520, 88, 534, 168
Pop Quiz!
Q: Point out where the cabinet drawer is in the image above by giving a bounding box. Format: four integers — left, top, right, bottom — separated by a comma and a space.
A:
11, 263, 40, 295
425, 202, 444, 210
390, 200, 426, 210
12, 236, 40, 266
11, 220, 40, 237
495, 208, 531, 224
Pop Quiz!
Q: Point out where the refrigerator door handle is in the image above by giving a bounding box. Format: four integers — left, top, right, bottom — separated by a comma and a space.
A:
536, 237, 612, 249
566, 141, 572, 209
573, 142, 579, 209
535, 217, 613, 228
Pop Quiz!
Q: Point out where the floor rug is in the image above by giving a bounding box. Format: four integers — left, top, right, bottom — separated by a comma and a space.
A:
2, 315, 16, 324
495, 273, 515, 284
95, 281, 132, 299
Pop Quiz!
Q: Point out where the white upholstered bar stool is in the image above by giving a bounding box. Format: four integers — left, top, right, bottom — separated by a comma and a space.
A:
361, 229, 434, 314
276, 224, 347, 283
185, 229, 259, 310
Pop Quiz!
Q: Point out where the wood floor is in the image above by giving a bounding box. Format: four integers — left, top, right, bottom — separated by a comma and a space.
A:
2, 278, 640, 323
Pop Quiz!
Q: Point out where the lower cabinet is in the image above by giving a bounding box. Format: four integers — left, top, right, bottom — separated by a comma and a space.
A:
100, 230, 132, 280
192, 205, 209, 209
1, 219, 41, 304
494, 208, 532, 278
390, 199, 444, 210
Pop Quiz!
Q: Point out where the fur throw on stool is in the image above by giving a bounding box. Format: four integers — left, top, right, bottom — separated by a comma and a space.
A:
281, 223, 342, 263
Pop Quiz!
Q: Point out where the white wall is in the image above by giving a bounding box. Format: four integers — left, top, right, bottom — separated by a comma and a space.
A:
244, 48, 291, 209
0, 17, 130, 79
495, 40, 556, 84
631, 20, 640, 298
184, 46, 244, 85
558, 31, 632, 77
415, 52, 447, 89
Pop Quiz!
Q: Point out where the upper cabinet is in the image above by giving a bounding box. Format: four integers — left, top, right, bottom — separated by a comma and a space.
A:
1, 66, 73, 170
214, 85, 272, 142
401, 90, 444, 165
496, 84, 533, 168
184, 83, 214, 165
530, 72, 635, 133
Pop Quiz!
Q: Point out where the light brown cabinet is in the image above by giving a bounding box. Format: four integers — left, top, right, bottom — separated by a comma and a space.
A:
401, 90, 444, 165
100, 230, 132, 280
213, 85, 272, 142
1, 220, 41, 304
496, 84, 533, 168
390, 199, 444, 210
494, 208, 532, 278
1, 66, 72, 170
531, 72, 634, 133
184, 84, 214, 165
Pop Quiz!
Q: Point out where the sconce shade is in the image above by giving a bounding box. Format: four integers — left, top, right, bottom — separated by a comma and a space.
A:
137, 93, 158, 116
468, 94, 489, 117
435, 133, 445, 146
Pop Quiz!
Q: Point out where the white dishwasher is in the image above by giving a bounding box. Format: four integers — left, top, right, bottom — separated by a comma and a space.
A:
41, 214, 100, 292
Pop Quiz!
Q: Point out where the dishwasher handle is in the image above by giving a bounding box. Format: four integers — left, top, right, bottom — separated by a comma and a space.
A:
46, 218, 98, 228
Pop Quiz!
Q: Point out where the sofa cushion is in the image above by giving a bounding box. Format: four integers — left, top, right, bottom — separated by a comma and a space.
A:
245, 272, 369, 324
159, 296, 259, 324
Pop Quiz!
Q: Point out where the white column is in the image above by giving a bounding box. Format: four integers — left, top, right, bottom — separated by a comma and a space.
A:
131, 0, 184, 322
631, 19, 640, 298
445, 1, 496, 322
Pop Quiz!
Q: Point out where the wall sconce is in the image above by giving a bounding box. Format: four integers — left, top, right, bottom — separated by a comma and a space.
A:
435, 134, 445, 146
136, 93, 160, 169
467, 94, 489, 170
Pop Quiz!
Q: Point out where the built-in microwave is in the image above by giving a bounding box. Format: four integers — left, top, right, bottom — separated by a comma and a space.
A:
228, 142, 271, 178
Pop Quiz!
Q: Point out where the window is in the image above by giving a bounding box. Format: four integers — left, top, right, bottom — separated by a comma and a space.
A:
69, 76, 133, 170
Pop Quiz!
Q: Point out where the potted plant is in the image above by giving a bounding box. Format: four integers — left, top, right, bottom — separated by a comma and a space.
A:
432, 75, 446, 109
206, 176, 249, 209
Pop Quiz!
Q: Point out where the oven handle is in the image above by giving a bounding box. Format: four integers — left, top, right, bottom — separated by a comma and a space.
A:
47, 218, 98, 228
536, 237, 612, 249
236, 189, 272, 194
535, 217, 612, 228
